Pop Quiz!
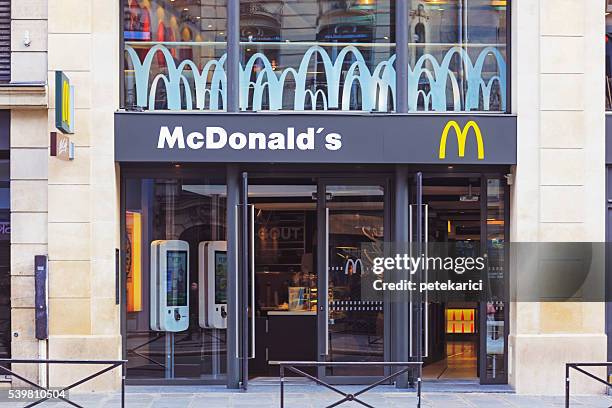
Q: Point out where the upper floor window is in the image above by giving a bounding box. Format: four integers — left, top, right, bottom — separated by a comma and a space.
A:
240, 0, 395, 111
123, 0, 227, 110
407, 1, 507, 112
0, 1, 10, 83
122, 0, 508, 113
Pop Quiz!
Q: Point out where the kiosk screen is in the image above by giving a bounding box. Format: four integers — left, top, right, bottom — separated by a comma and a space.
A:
214, 251, 227, 304
166, 250, 187, 306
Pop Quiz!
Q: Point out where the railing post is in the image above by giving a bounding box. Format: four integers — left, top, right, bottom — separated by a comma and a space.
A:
280, 365, 285, 408
565, 364, 570, 408
417, 375, 421, 408
122, 362, 126, 408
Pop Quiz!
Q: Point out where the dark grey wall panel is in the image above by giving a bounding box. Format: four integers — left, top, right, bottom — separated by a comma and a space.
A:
115, 112, 517, 165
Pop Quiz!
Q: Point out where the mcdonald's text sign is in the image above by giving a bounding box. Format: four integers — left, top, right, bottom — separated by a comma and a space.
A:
115, 113, 516, 165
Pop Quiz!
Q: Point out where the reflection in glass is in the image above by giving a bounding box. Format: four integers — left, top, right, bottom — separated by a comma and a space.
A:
485, 177, 506, 380
250, 185, 318, 314
406, 0, 507, 111
124, 177, 227, 381
326, 185, 385, 377
123, 0, 228, 111
240, 0, 395, 111
249, 183, 319, 377
121, 0, 509, 112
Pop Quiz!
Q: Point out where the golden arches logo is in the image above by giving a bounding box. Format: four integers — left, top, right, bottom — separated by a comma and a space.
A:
438, 120, 484, 160
62, 79, 71, 127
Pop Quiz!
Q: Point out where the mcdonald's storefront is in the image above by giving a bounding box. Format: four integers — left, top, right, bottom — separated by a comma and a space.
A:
115, 112, 516, 387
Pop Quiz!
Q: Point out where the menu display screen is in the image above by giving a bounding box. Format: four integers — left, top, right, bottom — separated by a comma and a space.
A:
166, 250, 187, 307
215, 251, 227, 304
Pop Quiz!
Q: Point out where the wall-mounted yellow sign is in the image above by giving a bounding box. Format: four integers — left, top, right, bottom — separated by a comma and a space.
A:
439, 120, 484, 160
55, 71, 74, 134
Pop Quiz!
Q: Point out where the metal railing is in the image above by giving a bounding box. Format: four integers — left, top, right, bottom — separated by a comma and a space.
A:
0, 358, 127, 408
565, 362, 612, 408
270, 361, 423, 408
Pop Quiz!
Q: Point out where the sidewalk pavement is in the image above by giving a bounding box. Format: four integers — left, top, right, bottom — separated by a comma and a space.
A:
3, 384, 612, 408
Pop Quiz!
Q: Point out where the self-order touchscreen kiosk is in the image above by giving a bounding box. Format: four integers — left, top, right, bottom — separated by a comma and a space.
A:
198, 241, 228, 329
150, 240, 190, 332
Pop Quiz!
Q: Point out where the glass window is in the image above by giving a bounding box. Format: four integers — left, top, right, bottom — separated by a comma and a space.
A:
239, 0, 395, 111
124, 175, 227, 381
123, 0, 227, 111
407, 0, 507, 111
121, 0, 510, 112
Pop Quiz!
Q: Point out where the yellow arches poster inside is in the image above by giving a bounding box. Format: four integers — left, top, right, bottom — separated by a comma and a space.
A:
126, 211, 142, 312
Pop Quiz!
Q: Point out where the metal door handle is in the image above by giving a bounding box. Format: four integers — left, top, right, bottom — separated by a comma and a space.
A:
408, 205, 413, 357
234, 204, 240, 359
423, 204, 429, 359
249, 204, 255, 359
323, 207, 329, 356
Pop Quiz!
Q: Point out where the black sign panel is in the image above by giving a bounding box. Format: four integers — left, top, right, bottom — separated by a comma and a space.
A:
115, 112, 517, 165
34, 255, 48, 340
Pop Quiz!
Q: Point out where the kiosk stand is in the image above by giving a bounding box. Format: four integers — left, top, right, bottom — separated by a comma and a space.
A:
199, 241, 228, 379
150, 240, 189, 379
198, 241, 228, 330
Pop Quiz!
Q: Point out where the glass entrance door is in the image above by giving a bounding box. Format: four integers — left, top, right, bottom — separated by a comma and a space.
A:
237, 171, 507, 387
319, 182, 387, 381
479, 176, 509, 384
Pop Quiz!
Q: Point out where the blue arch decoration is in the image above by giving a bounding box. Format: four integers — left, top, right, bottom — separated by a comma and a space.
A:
125, 44, 505, 112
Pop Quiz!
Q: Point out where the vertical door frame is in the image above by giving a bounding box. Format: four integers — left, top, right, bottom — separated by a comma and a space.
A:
226, 165, 241, 388
607, 166, 612, 370
239, 172, 250, 389
393, 165, 410, 388
478, 174, 510, 385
